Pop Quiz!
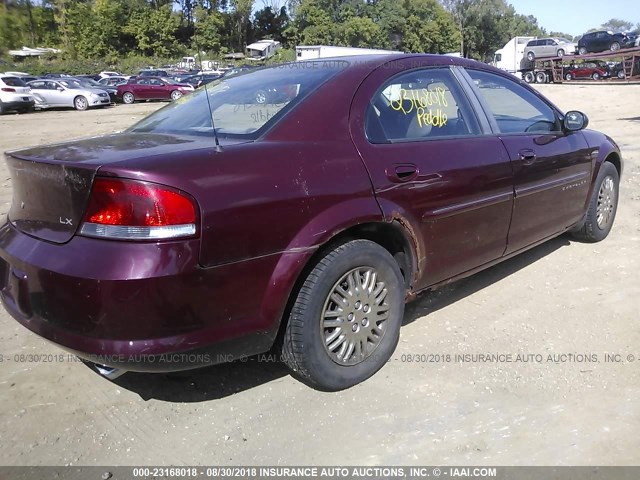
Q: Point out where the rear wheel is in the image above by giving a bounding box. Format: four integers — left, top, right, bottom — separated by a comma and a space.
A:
122, 92, 135, 104
170, 90, 183, 101
527, 51, 535, 61
74, 96, 88, 111
0, 101, 5, 115
281, 240, 405, 391
610, 42, 620, 51
524, 71, 535, 83
592, 72, 601, 80
535, 71, 547, 84
571, 162, 619, 243
565, 72, 574, 81
578, 47, 587, 55
617, 70, 626, 79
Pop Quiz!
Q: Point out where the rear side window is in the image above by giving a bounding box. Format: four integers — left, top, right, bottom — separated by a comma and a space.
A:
366, 68, 480, 143
466, 69, 560, 134
2, 77, 27, 87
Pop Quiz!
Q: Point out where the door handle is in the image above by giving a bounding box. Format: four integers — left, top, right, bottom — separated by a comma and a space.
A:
386, 164, 418, 183
519, 149, 537, 165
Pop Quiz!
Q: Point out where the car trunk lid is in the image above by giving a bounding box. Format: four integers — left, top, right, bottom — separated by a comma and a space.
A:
5, 132, 247, 244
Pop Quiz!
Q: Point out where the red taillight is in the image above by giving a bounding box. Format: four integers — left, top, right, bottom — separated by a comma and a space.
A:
1, 87, 16, 92
80, 178, 197, 240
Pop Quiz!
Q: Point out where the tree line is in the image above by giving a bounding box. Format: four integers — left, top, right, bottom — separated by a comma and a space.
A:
0, 0, 638, 66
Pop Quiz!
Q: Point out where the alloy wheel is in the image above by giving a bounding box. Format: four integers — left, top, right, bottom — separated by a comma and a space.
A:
596, 176, 616, 229
321, 267, 390, 366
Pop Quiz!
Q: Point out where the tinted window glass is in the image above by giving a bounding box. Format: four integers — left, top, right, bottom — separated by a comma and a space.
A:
467, 69, 560, 134
2, 77, 27, 87
366, 68, 480, 143
129, 61, 347, 138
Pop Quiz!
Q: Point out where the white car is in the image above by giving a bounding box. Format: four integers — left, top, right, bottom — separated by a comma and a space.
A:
99, 71, 123, 79
0, 74, 35, 114
28, 79, 111, 111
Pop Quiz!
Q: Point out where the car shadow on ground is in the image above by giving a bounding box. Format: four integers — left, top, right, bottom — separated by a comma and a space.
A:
618, 116, 640, 121
112, 235, 571, 402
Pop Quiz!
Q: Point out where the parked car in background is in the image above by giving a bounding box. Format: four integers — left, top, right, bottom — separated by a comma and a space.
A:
71, 77, 118, 103
98, 76, 128, 87
0, 74, 35, 114
28, 79, 111, 110
180, 73, 222, 88
0, 55, 622, 390
137, 69, 169, 78
563, 62, 609, 80
99, 71, 122, 79
524, 37, 576, 61
577, 31, 633, 55
116, 76, 194, 103
77, 74, 103, 82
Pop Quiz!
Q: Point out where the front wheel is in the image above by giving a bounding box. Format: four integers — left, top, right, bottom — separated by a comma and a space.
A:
610, 42, 620, 51
281, 240, 405, 391
578, 47, 587, 55
565, 72, 574, 81
74, 96, 88, 111
527, 51, 535, 61
557, 49, 565, 57
617, 70, 625, 79
592, 72, 601, 80
170, 90, 183, 101
571, 162, 619, 243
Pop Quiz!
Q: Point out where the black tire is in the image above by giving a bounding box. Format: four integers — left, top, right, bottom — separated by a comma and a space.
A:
122, 91, 135, 104
170, 90, 183, 101
610, 42, 620, 51
617, 70, 625, 79
578, 47, 587, 55
592, 72, 601, 80
281, 239, 405, 391
565, 72, 574, 81
524, 72, 535, 84
536, 71, 547, 84
0, 101, 5, 115
557, 49, 565, 57
527, 51, 535, 61
571, 162, 619, 243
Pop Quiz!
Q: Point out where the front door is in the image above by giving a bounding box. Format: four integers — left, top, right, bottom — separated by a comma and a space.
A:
350, 60, 514, 289
464, 68, 592, 254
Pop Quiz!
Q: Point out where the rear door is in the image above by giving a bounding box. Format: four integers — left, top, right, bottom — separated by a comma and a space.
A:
133, 78, 151, 99
149, 78, 168, 99
464, 68, 591, 254
350, 59, 514, 289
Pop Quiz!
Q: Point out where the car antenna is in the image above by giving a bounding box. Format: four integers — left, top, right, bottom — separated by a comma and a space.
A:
204, 81, 223, 153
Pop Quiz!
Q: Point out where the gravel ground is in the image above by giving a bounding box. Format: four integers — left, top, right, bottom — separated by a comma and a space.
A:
0, 85, 638, 466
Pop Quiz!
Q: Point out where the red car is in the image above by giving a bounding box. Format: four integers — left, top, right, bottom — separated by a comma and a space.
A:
564, 62, 609, 81
117, 76, 194, 103
0, 56, 622, 390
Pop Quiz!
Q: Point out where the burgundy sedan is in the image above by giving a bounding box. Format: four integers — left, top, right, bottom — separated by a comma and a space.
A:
117, 76, 194, 103
0, 55, 622, 390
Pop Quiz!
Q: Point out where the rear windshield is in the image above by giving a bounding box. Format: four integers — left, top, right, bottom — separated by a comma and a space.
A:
128, 61, 348, 139
2, 77, 27, 87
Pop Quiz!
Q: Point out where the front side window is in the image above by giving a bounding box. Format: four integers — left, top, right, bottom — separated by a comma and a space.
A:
366, 68, 480, 143
466, 69, 560, 134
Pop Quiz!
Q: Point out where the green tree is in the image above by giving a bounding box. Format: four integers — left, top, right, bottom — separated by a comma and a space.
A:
125, 4, 181, 57
193, 5, 224, 53
600, 18, 633, 32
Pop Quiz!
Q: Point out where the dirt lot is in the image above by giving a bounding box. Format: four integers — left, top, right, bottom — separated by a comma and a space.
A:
0, 86, 639, 466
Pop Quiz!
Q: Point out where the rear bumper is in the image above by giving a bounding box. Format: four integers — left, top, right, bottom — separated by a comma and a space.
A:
1, 99, 35, 111
0, 222, 305, 372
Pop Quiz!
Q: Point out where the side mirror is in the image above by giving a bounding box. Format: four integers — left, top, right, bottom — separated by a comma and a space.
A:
564, 110, 589, 131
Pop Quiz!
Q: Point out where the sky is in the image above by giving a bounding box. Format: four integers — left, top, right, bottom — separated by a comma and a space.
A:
507, 0, 640, 36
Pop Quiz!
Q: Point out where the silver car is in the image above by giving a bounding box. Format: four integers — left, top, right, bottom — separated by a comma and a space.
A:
27, 79, 111, 111
524, 37, 576, 61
